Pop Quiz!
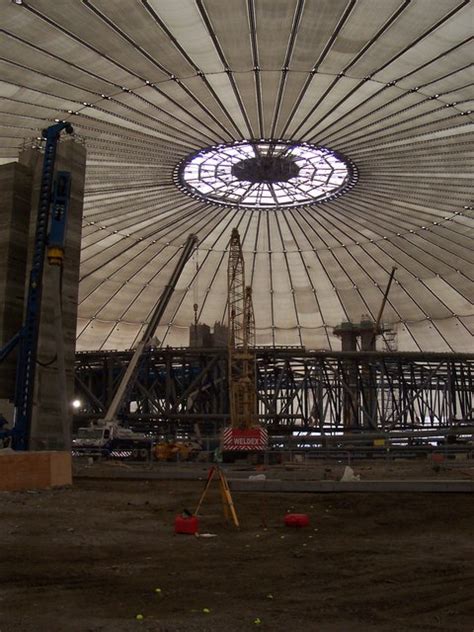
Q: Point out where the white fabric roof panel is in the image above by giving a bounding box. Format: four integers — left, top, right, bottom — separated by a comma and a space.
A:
0, 0, 472, 352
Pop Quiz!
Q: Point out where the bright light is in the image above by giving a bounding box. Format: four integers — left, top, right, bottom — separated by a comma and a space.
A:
72, 399, 82, 409
176, 140, 356, 209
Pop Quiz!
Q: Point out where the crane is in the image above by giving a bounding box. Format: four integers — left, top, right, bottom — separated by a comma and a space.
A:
72, 234, 198, 459
222, 228, 267, 452
102, 233, 198, 423
0, 121, 74, 450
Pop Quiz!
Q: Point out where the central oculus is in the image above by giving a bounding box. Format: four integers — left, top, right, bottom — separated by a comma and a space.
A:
232, 155, 300, 183
175, 140, 357, 209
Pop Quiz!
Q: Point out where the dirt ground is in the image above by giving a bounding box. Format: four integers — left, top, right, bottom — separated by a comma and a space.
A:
1, 462, 473, 632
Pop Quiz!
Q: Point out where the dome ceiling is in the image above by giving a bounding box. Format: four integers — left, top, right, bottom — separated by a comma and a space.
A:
1, 0, 473, 352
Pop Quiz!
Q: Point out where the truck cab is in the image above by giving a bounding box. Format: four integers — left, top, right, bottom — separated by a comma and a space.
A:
72, 423, 114, 456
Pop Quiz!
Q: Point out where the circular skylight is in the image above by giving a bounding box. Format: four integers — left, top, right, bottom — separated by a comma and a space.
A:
175, 140, 357, 209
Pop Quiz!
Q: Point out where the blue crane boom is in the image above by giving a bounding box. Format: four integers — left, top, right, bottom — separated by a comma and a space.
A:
11, 122, 73, 450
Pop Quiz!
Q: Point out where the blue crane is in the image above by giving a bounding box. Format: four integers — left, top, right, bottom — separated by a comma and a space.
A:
0, 121, 73, 450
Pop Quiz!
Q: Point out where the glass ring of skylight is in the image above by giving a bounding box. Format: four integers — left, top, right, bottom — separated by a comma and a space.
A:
175, 140, 357, 209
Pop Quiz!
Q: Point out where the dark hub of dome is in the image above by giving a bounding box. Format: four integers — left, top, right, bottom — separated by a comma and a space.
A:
231, 156, 300, 183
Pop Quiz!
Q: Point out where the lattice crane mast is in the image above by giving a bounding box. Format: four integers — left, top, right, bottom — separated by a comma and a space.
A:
223, 229, 267, 452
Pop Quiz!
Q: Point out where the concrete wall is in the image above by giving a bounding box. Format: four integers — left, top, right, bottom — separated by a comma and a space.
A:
19, 139, 86, 450
0, 162, 32, 400
0, 451, 72, 491
189, 322, 229, 347
213, 322, 228, 347
189, 323, 211, 347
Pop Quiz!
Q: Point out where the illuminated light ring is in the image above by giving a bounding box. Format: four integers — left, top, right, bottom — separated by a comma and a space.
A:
175, 140, 357, 209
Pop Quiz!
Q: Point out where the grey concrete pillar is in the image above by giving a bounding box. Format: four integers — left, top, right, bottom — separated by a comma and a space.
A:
0, 162, 32, 401
360, 321, 376, 352
333, 322, 359, 429
360, 320, 377, 429
19, 138, 86, 450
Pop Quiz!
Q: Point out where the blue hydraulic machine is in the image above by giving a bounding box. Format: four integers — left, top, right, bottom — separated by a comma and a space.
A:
0, 121, 74, 450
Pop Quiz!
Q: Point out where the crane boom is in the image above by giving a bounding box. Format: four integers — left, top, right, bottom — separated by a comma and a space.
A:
227, 228, 245, 350
103, 233, 198, 422
223, 229, 267, 451
375, 266, 397, 333
243, 285, 255, 350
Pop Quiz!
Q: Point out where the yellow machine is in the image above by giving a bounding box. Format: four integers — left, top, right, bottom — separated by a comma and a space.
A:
154, 441, 199, 461
222, 229, 267, 452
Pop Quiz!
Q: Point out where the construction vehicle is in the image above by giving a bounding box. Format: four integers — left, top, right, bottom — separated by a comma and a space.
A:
222, 229, 268, 453
72, 421, 153, 460
73, 234, 198, 459
153, 439, 201, 461
0, 122, 74, 450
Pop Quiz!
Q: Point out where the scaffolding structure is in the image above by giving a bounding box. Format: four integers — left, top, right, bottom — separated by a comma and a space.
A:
74, 347, 474, 441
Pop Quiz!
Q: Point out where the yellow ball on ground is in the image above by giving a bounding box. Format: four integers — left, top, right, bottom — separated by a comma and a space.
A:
203, 608, 211, 614
155, 588, 162, 593
136, 613, 144, 620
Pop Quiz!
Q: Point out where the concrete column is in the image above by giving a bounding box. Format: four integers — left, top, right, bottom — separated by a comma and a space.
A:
0, 162, 32, 401
360, 324, 376, 352
189, 323, 211, 347
19, 138, 86, 450
333, 323, 359, 429
360, 319, 378, 429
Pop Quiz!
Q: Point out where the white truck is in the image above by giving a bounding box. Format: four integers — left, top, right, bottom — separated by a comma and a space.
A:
72, 421, 153, 460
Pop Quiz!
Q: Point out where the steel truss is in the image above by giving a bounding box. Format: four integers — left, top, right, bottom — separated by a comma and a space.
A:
74, 348, 473, 438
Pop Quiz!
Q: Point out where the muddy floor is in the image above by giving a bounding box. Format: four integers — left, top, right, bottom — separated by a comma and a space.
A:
1, 464, 473, 632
